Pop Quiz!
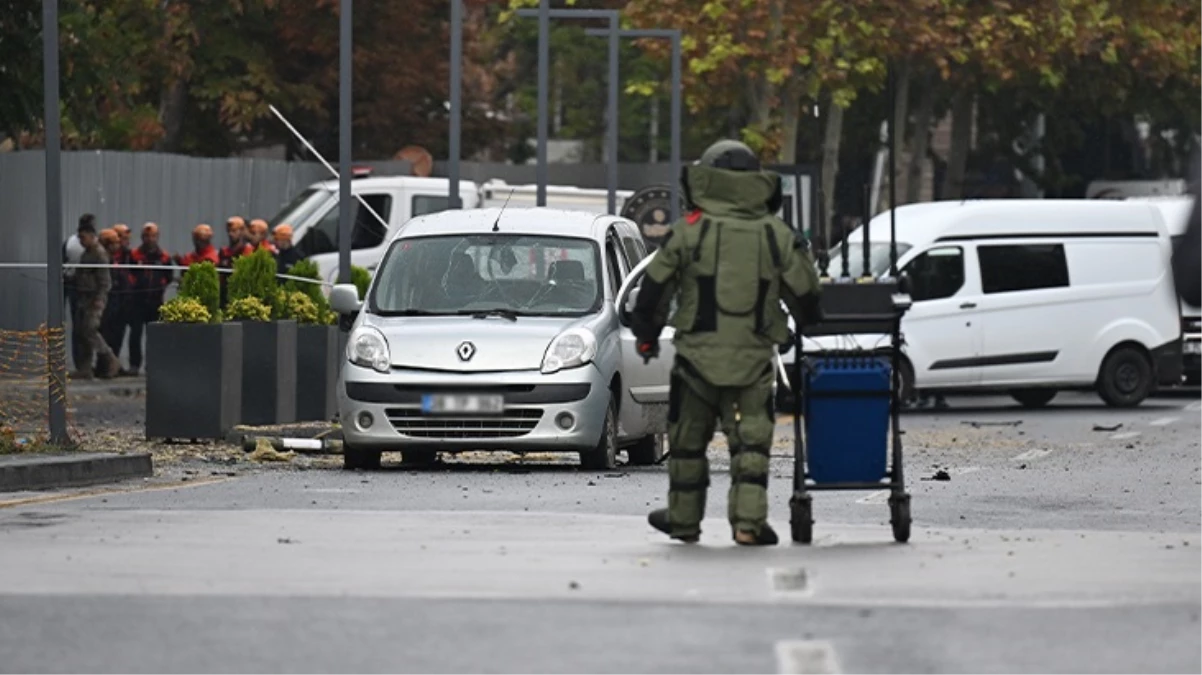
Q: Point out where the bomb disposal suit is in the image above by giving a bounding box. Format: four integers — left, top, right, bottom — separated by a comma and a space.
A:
630, 140, 823, 546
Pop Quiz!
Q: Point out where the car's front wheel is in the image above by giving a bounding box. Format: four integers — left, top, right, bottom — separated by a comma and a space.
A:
580, 393, 618, 470
1098, 346, 1153, 408
401, 449, 438, 467
626, 433, 664, 466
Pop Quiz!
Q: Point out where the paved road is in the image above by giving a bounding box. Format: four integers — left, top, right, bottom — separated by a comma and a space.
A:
1, 390, 1198, 673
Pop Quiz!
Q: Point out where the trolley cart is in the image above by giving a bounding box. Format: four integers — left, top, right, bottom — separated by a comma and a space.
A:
788, 280, 913, 544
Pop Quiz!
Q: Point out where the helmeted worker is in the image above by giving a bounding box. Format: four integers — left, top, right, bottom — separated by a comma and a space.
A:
176, 224, 220, 267
219, 217, 254, 267
98, 228, 129, 370
273, 223, 302, 275
248, 218, 277, 254
74, 222, 120, 380
630, 139, 823, 546
112, 223, 132, 252
127, 222, 173, 375
63, 214, 93, 370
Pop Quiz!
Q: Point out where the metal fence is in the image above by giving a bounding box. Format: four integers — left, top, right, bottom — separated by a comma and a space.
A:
0, 150, 685, 330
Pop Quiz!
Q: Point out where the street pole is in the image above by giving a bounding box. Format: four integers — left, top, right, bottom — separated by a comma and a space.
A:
536, 0, 549, 207
43, 0, 68, 445
585, 27, 682, 221
338, 0, 352, 285
448, 0, 462, 209
887, 62, 898, 277
517, 8, 621, 214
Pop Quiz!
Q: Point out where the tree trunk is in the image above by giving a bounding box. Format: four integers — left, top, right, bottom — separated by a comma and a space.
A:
154, 80, 188, 153
889, 61, 911, 206
778, 86, 801, 164
905, 70, 936, 203
820, 100, 845, 248
941, 88, 974, 200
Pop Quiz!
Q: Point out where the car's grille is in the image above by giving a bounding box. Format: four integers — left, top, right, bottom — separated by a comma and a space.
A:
385, 407, 543, 438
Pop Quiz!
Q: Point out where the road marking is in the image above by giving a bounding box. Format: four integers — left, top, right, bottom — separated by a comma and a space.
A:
0, 476, 234, 510
775, 640, 842, 674
1184, 401, 1201, 412
948, 466, 981, 475
855, 490, 890, 505
1110, 431, 1142, 441
1011, 449, 1052, 462
1148, 417, 1179, 427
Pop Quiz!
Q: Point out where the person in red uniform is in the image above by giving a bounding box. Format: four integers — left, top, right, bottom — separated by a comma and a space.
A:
108, 223, 138, 374
127, 222, 173, 375
99, 228, 130, 372
273, 224, 303, 275
176, 224, 220, 267
218, 217, 254, 305
248, 219, 278, 254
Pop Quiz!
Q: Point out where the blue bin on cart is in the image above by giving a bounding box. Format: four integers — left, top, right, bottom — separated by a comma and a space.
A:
804, 357, 891, 484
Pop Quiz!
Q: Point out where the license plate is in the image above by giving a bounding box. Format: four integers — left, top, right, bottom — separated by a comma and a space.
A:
1185, 342, 1201, 355
421, 394, 504, 415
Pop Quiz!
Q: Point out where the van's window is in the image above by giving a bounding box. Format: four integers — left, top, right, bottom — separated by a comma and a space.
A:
369, 234, 602, 317
827, 242, 912, 278
412, 195, 451, 217
904, 247, 964, 301
268, 188, 330, 229
978, 244, 1069, 294
297, 194, 391, 256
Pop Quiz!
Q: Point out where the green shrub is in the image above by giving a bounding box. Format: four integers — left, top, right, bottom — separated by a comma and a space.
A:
351, 265, 372, 301
158, 297, 212, 324
227, 248, 279, 316
281, 291, 321, 324
282, 258, 333, 321
177, 261, 221, 322
225, 296, 272, 322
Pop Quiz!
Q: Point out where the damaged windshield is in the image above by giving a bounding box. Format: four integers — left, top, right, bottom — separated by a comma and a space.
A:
369, 234, 602, 317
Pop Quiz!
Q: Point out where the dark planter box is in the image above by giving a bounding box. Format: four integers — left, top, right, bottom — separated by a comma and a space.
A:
296, 324, 338, 422
239, 320, 298, 426
145, 322, 243, 440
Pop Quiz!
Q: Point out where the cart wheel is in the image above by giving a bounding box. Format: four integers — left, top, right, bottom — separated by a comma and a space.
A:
789, 494, 814, 544
889, 493, 911, 543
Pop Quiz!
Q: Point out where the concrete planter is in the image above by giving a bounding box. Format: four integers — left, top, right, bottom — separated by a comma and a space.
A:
238, 320, 298, 426
145, 322, 243, 440
295, 324, 338, 422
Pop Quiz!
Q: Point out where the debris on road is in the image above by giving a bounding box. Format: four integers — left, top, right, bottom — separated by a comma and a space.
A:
922, 469, 952, 481
568, 580, 580, 590
248, 438, 295, 463
962, 420, 1022, 428
1093, 423, 1123, 432
277, 537, 296, 544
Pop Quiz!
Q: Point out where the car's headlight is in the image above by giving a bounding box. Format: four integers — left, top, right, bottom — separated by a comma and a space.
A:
347, 326, 390, 373
541, 328, 597, 374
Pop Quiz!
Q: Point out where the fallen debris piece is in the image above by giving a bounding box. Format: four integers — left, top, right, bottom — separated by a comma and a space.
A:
568, 580, 580, 590
248, 437, 295, 463
962, 420, 1022, 428
277, 537, 296, 544
921, 469, 952, 482
1092, 423, 1123, 432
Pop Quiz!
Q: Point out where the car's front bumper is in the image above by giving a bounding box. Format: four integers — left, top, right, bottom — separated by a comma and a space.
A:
338, 362, 610, 452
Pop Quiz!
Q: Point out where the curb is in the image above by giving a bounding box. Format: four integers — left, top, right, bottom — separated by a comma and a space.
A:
0, 453, 153, 492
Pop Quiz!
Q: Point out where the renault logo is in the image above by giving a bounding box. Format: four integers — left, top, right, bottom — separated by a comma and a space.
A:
456, 341, 476, 362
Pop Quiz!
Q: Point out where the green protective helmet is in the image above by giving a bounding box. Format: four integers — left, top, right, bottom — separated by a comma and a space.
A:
697, 139, 761, 171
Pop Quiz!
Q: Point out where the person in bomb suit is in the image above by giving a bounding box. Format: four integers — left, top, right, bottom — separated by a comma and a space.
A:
630, 139, 823, 546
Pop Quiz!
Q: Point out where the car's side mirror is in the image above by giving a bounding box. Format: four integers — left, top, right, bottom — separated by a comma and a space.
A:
620, 285, 640, 325
897, 271, 912, 296
330, 283, 363, 315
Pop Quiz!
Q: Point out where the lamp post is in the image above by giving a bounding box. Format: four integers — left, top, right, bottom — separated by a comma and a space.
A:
449, 0, 463, 209
43, 0, 68, 444
337, 0, 352, 284
515, 7, 620, 214
584, 27, 682, 222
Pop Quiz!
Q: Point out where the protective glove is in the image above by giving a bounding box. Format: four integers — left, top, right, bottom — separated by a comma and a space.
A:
636, 338, 660, 364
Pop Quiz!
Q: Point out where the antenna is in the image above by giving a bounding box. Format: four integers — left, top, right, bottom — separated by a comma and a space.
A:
492, 188, 515, 233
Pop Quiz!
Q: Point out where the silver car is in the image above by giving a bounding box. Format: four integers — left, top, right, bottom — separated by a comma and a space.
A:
329, 207, 676, 470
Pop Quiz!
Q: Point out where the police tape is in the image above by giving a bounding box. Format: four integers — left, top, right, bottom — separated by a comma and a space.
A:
0, 262, 331, 287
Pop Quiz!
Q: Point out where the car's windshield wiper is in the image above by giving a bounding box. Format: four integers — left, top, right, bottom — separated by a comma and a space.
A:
459, 308, 519, 321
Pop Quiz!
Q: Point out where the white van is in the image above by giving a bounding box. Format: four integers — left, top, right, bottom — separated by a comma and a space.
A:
1126, 196, 1200, 384
807, 200, 1183, 408
267, 173, 481, 284
479, 179, 634, 214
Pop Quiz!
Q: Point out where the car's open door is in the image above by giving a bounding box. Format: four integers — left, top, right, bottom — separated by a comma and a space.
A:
615, 255, 676, 436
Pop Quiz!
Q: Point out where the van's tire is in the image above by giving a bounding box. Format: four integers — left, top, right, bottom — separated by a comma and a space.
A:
581, 394, 619, 470
626, 433, 664, 466
343, 446, 382, 471
897, 358, 917, 406
1010, 389, 1057, 408
1097, 346, 1154, 408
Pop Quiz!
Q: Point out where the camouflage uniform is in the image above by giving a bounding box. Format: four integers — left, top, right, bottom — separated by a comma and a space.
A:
74, 244, 118, 378
631, 140, 822, 546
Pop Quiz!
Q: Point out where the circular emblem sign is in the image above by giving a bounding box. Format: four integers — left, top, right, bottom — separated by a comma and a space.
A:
621, 185, 684, 249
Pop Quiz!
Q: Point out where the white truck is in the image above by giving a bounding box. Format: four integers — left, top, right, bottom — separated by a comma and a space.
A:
266, 172, 635, 284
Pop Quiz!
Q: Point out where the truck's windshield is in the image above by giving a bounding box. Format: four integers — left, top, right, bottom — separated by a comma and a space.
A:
827, 242, 912, 278
370, 234, 602, 318
268, 188, 331, 229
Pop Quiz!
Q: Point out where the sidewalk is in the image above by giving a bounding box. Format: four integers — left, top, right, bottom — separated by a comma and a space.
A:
0, 452, 152, 492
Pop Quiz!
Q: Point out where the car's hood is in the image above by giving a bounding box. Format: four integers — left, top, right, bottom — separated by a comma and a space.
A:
362, 314, 579, 372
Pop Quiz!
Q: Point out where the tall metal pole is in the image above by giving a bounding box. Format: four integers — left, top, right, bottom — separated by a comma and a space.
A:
536, 0, 549, 206
338, 0, 352, 284
43, 0, 68, 445
669, 31, 681, 222
606, 15, 619, 215
449, 0, 462, 209
887, 62, 898, 277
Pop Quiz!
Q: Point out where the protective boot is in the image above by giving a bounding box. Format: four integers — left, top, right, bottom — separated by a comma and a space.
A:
734, 523, 779, 546
648, 508, 699, 544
